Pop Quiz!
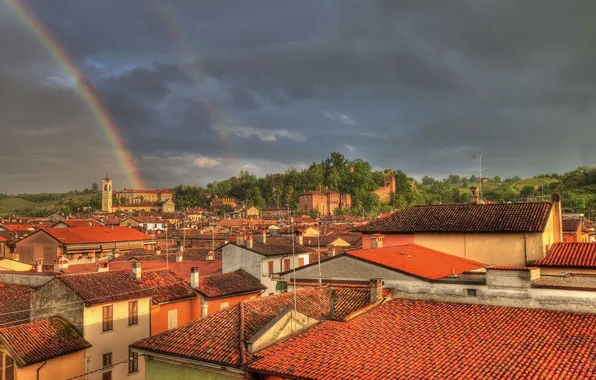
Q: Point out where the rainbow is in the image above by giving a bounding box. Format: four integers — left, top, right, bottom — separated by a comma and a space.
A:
5, 0, 144, 189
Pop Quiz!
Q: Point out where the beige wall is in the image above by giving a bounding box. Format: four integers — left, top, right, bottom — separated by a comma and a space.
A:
17, 350, 86, 380
84, 298, 151, 380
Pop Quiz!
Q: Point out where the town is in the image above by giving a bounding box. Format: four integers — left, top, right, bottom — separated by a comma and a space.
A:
0, 167, 595, 379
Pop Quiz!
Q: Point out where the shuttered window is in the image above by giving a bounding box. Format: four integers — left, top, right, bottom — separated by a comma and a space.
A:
128, 301, 138, 326
168, 309, 178, 330
102, 305, 113, 332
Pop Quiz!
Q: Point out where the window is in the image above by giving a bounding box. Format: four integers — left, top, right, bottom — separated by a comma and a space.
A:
128, 301, 138, 326
267, 260, 274, 274
102, 352, 112, 380
298, 257, 305, 267
466, 289, 477, 297
168, 309, 178, 330
102, 305, 113, 332
283, 259, 291, 272
220, 302, 230, 310
128, 348, 139, 374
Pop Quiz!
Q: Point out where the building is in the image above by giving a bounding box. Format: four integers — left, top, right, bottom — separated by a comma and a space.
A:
563, 218, 592, 242
113, 198, 175, 214
298, 188, 352, 216
131, 287, 382, 380
0, 317, 91, 380
101, 175, 113, 213
115, 188, 173, 204
531, 242, 596, 275
14, 226, 156, 265
102, 175, 175, 213
51, 219, 105, 228
355, 193, 564, 266
261, 208, 290, 220
247, 297, 596, 379
120, 216, 165, 231
222, 234, 313, 295
374, 169, 397, 203
31, 270, 153, 380
210, 196, 237, 212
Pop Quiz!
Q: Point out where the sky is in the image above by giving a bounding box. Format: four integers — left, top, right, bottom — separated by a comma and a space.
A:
1, 0, 595, 194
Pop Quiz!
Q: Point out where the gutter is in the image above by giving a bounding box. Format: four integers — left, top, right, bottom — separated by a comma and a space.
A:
36, 361, 47, 380
522, 233, 528, 266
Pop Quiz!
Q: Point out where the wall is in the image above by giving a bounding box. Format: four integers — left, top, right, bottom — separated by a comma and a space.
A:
201, 292, 260, 315
361, 234, 414, 249
563, 232, 578, 243
538, 267, 596, 275
0, 272, 54, 286
222, 245, 262, 280
84, 298, 151, 380
144, 358, 243, 380
14, 231, 60, 265
17, 349, 86, 380
151, 299, 193, 335
31, 279, 84, 333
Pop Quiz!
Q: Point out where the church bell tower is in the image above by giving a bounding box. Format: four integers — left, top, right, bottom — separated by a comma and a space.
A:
101, 174, 113, 213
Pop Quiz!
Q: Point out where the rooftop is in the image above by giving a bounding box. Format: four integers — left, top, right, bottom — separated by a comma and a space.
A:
0, 283, 31, 327
38, 226, 154, 244
197, 269, 266, 299
563, 218, 582, 232
0, 317, 91, 367
138, 269, 196, 304
249, 298, 596, 379
239, 236, 312, 257
355, 202, 553, 234
531, 243, 596, 268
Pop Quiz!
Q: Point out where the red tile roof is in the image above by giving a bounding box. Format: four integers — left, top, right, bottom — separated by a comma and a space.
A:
531, 243, 596, 268
53, 219, 104, 228
57, 270, 154, 305
356, 202, 553, 234
563, 218, 582, 232
0, 283, 31, 326
249, 299, 596, 379
0, 317, 91, 367
197, 270, 266, 299
241, 236, 313, 257
0, 224, 38, 232
0, 236, 7, 242
343, 245, 485, 280
138, 269, 196, 304
132, 287, 379, 367
40, 226, 154, 244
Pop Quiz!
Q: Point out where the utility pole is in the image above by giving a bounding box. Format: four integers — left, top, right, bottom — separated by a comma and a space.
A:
472, 153, 489, 199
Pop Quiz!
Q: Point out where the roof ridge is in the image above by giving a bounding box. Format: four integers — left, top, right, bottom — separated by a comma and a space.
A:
239, 301, 247, 366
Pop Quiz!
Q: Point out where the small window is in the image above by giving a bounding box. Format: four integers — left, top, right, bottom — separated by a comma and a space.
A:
283, 259, 291, 272
102, 352, 112, 380
128, 301, 138, 326
128, 348, 139, 374
298, 257, 305, 267
466, 289, 477, 297
102, 305, 113, 332
267, 260, 274, 274
168, 309, 178, 330
220, 302, 230, 310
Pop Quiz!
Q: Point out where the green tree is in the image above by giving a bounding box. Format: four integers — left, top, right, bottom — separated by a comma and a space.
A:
520, 186, 535, 197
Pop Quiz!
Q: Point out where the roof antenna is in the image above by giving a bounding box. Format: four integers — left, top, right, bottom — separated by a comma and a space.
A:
472, 153, 490, 199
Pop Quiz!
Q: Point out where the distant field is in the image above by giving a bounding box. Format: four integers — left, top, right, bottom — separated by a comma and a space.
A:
0, 198, 36, 213
0, 193, 100, 217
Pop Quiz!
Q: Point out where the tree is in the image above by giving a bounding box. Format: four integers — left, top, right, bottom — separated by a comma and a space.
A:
447, 174, 461, 184
493, 176, 501, 183
421, 175, 435, 185
91, 183, 99, 192
219, 204, 234, 216
520, 186, 535, 197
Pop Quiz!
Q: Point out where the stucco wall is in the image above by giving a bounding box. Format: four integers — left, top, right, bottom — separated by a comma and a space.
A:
222, 245, 262, 279
145, 358, 243, 380
15, 231, 60, 265
84, 298, 151, 380
31, 279, 84, 333
151, 299, 193, 335
201, 292, 260, 315
362, 234, 414, 249
17, 349, 86, 380
0, 272, 53, 286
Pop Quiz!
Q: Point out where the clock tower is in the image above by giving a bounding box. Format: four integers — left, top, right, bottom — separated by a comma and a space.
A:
101, 174, 113, 213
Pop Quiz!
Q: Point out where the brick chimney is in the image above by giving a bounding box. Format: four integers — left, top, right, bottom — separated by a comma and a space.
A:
176, 251, 183, 263
97, 259, 109, 273
201, 300, 208, 318
190, 267, 199, 289
469, 187, 480, 204
35, 258, 43, 273
132, 260, 142, 280
551, 193, 563, 243
370, 234, 384, 249
370, 279, 383, 303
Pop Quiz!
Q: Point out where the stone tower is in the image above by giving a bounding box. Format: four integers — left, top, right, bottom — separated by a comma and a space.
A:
384, 169, 396, 194
101, 174, 113, 213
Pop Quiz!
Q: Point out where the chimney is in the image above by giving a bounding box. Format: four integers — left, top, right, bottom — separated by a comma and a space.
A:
246, 235, 253, 249
237, 234, 244, 246
54, 258, 62, 273
261, 229, 267, 244
156, 246, 162, 255
370, 234, 384, 249
132, 260, 142, 280
35, 258, 43, 273
12, 253, 19, 261
201, 300, 208, 318
112, 248, 120, 259
295, 234, 303, 245
176, 251, 183, 263
552, 193, 563, 243
179, 243, 185, 253
370, 279, 383, 303
97, 259, 109, 273
469, 187, 480, 204
59, 257, 68, 271
328, 246, 336, 257
190, 267, 199, 289
329, 288, 337, 320
207, 250, 214, 261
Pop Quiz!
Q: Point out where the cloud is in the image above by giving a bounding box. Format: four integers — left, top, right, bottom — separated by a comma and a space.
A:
323, 112, 355, 125
193, 156, 222, 168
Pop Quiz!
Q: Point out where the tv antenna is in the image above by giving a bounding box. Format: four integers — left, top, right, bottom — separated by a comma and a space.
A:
472, 153, 490, 199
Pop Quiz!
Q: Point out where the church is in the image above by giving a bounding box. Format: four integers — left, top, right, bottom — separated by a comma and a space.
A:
101, 175, 175, 214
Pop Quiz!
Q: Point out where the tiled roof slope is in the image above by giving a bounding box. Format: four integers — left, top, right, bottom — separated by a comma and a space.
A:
563, 218, 582, 232
132, 287, 380, 367
243, 236, 312, 256
0, 283, 31, 326
58, 270, 154, 305
40, 226, 154, 244
0, 317, 91, 367
138, 269, 196, 303
356, 202, 553, 233
249, 299, 596, 379
531, 243, 596, 268
198, 270, 266, 298
347, 245, 485, 280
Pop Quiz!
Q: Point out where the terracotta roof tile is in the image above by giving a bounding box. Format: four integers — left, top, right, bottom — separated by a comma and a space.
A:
531, 243, 596, 268
57, 270, 154, 305
0, 317, 91, 367
53, 219, 104, 228
139, 269, 196, 304
249, 299, 596, 379
132, 288, 378, 367
563, 218, 582, 232
356, 202, 553, 234
0, 283, 31, 326
241, 236, 312, 257
197, 270, 266, 299
345, 245, 485, 280
40, 226, 154, 244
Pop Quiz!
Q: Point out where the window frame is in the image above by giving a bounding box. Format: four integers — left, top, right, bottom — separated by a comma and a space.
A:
298, 257, 305, 267
102, 352, 113, 380
267, 260, 274, 274
283, 258, 291, 272
128, 348, 139, 374
128, 300, 139, 326
102, 305, 113, 332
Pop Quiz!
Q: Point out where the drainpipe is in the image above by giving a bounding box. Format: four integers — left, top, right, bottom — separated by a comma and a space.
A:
522, 233, 528, 266
36, 361, 47, 380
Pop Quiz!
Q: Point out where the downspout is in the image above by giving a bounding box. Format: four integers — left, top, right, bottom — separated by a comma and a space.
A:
36, 361, 47, 380
522, 233, 528, 266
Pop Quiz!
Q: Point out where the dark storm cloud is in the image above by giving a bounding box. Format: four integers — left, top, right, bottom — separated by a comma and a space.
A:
1, 0, 595, 193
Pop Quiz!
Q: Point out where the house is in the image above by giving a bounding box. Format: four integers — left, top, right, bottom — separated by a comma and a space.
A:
298, 188, 352, 216
355, 193, 564, 266
210, 196, 237, 212
31, 269, 153, 380
14, 226, 156, 265
0, 283, 31, 327
247, 297, 596, 379
0, 236, 7, 257
562, 218, 592, 243
0, 317, 91, 380
222, 234, 313, 295
531, 242, 596, 275
261, 208, 290, 220
131, 287, 384, 380
51, 219, 104, 228
192, 269, 265, 315
227, 206, 260, 219
120, 216, 165, 231
374, 169, 396, 203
